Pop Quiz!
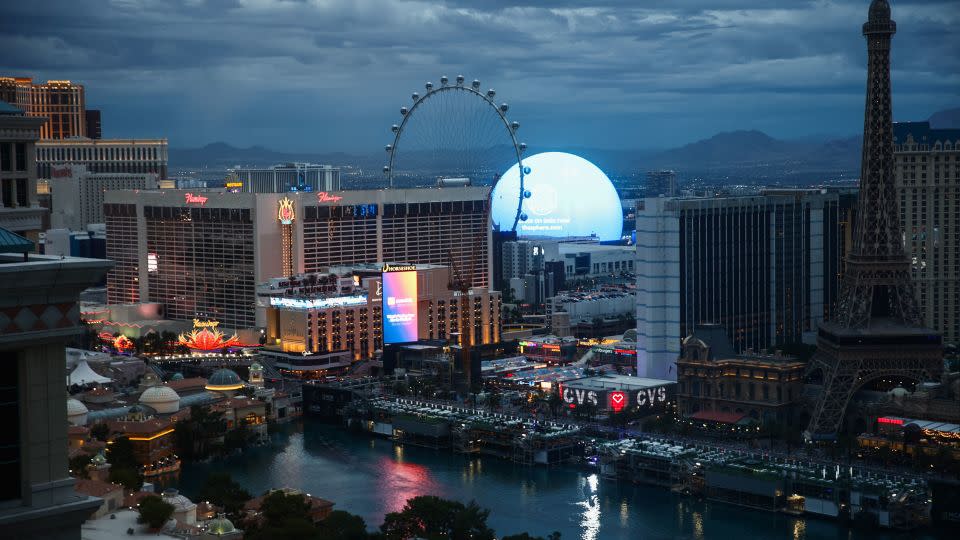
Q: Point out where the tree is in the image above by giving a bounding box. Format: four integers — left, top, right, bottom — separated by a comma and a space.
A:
224, 418, 253, 452
380, 496, 494, 540
109, 466, 143, 491
259, 490, 312, 525
244, 491, 319, 540
107, 436, 138, 470
69, 453, 92, 478
90, 422, 110, 442
503, 533, 561, 540
197, 472, 252, 519
315, 510, 370, 540
137, 495, 174, 530
175, 405, 227, 460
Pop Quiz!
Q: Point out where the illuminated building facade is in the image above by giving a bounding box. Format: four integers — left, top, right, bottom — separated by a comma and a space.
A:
229, 162, 340, 193
894, 122, 960, 347
0, 77, 86, 139
36, 138, 168, 179
106, 415, 176, 467
260, 263, 501, 364
675, 325, 806, 426
636, 190, 854, 380
105, 187, 492, 330
0, 101, 46, 244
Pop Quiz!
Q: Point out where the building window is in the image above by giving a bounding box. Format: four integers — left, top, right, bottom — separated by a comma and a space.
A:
14, 143, 25, 171
15, 179, 27, 207
1, 180, 12, 208
0, 143, 9, 171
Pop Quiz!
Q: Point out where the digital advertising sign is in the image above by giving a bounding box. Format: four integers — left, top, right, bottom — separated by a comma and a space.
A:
382, 267, 418, 344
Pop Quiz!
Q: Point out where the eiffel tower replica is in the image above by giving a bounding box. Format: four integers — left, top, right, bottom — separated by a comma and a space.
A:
803, 0, 942, 442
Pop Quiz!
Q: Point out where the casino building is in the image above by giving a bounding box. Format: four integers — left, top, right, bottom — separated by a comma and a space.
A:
259, 263, 501, 366
105, 187, 492, 330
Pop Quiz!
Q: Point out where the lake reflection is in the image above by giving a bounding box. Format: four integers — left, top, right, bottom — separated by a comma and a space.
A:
171, 421, 940, 540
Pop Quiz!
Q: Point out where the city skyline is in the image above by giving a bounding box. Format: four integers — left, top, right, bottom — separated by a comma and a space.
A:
2, 0, 957, 153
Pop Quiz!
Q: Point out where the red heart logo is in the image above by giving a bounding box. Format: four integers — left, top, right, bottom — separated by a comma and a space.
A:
611, 393, 624, 404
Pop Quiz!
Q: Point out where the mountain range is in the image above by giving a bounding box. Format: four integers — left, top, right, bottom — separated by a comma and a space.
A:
169, 107, 957, 185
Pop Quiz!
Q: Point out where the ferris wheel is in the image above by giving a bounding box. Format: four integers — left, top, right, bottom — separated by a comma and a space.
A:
383, 75, 530, 232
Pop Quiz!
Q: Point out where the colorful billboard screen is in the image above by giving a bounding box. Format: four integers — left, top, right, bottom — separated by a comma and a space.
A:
382, 270, 418, 344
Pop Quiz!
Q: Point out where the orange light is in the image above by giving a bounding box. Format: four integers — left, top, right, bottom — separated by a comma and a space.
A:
127, 428, 175, 441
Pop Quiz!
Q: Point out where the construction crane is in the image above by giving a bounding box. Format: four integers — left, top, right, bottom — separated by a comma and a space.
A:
447, 236, 483, 394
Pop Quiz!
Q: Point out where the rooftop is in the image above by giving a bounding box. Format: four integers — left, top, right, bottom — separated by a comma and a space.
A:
894, 121, 960, 144
0, 227, 33, 255
0, 100, 23, 115
563, 374, 676, 391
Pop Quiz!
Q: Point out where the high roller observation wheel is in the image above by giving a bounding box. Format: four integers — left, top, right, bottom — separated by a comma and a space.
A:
383, 75, 529, 232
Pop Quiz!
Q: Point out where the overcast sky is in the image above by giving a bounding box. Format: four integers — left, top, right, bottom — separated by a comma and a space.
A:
3, 0, 957, 152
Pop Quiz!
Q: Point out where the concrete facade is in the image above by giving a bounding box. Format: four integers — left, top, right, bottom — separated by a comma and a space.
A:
0, 252, 112, 539
0, 105, 46, 245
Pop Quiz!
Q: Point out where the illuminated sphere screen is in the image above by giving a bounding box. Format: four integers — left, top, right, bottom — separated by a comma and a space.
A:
382, 270, 418, 344
492, 152, 623, 241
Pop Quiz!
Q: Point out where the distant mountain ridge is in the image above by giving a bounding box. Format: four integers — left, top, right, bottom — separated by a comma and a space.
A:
169, 106, 956, 184
169, 142, 362, 170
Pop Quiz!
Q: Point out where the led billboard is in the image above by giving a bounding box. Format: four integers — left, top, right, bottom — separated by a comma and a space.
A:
382, 268, 418, 344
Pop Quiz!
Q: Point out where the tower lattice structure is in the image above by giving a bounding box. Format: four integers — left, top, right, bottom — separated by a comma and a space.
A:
804, 0, 942, 441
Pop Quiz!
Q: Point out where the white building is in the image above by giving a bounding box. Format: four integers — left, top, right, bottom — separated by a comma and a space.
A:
36, 138, 168, 179
635, 197, 681, 380
546, 289, 635, 323
49, 164, 159, 230
540, 241, 635, 279
229, 163, 340, 194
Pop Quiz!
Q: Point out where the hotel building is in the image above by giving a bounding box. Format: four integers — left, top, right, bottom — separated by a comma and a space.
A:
229, 163, 340, 193
49, 164, 159, 230
676, 324, 805, 426
105, 187, 492, 330
894, 122, 960, 347
36, 138, 168, 179
636, 189, 855, 380
0, 101, 46, 244
259, 264, 501, 368
0, 77, 86, 139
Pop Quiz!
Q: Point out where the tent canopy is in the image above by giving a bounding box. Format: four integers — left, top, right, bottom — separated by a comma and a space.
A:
69, 360, 112, 385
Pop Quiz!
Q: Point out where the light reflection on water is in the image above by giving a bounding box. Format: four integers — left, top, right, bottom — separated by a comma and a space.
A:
169, 422, 940, 540
577, 474, 601, 540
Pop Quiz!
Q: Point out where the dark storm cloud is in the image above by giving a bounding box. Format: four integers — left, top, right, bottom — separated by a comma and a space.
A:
1, 0, 957, 151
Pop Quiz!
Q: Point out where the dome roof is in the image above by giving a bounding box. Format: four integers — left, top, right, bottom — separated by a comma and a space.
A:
140, 385, 180, 404
250, 362, 263, 371
67, 397, 88, 416
207, 516, 236, 535
206, 368, 243, 390
91, 451, 108, 466
170, 372, 184, 381
140, 385, 181, 414
161, 489, 197, 512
